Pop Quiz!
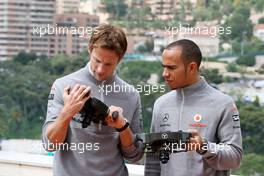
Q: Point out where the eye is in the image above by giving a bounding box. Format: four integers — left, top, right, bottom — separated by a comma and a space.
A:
105, 63, 112, 66
162, 64, 177, 70
95, 58, 101, 63
168, 66, 177, 70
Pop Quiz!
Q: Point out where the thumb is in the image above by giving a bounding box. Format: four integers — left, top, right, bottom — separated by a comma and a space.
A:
188, 129, 198, 137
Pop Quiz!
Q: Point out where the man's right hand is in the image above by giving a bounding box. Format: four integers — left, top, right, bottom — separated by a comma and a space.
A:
62, 84, 91, 120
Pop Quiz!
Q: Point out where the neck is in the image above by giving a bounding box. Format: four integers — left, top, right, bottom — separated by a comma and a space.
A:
184, 74, 200, 88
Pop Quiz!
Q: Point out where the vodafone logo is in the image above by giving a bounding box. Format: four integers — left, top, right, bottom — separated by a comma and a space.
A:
190, 114, 207, 128
193, 114, 202, 122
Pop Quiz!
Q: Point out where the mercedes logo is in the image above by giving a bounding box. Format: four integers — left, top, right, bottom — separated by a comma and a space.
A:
162, 113, 169, 122
161, 133, 168, 139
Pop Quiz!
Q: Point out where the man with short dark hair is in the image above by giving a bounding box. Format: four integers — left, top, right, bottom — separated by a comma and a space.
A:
42, 24, 143, 176
145, 39, 243, 176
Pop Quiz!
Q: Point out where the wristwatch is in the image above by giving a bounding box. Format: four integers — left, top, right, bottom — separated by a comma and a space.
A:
196, 139, 208, 155
116, 118, 129, 132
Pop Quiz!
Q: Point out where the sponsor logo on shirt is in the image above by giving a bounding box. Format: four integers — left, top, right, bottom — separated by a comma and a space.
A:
193, 114, 202, 122
189, 114, 207, 127
162, 113, 169, 122
48, 94, 54, 100
232, 114, 240, 121
160, 113, 171, 127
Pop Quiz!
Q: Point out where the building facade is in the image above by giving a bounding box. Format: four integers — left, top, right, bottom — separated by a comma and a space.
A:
0, 0, 55, 61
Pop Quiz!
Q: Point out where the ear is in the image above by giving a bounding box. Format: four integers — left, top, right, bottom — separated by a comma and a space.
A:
188, 62, 198, 74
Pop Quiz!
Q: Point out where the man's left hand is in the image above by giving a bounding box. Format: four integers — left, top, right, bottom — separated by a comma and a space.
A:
106, 106, 127, 129
187, 129, 204, 151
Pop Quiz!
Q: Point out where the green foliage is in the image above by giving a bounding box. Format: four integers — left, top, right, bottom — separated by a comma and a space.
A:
136, 40, 154, 53
259, 17, 264, 24
246, 37, 264, 55
118, 60, 166, 132
101, 0, 127, 21
222, 4, 253, 43
200, 68, 223, 84
0, 52, 86, 139
232, 153, 264, 175
13, 51, 38, 65
193, 1, 222, 22
226, 62, 238, 72
236, 55, 256, 66
256, 64, 264, 74
232, 37, 264, 56
136, 45, 148, 53
237, 102, 264, 155
119, 60, 163, 84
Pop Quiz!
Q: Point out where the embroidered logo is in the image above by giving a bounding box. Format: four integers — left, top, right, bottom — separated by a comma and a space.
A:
193, 114, 202, 122
189, 114, 207, 128
161, 133, 168, 139
163, 113, 169, 122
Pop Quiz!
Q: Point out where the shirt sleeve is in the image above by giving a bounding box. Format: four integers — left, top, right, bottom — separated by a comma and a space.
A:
41, 80, 64, 151
120, 93, 144, 163
202, 101, 243, 170
144, 102, 161, 176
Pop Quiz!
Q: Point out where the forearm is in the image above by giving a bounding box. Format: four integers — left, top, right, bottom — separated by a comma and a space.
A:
119, 127, 133, 147
46, 108, 72, 145
119, 126, 143, 162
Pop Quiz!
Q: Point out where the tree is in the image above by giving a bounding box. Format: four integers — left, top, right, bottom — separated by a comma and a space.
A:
101, 0, 127, 21
136, 40, 154, 53
237, 102, 264, 154
13, 51, 38, 65
200, 68, 223, 84
232, 153, 264, 175
221, 4, 253, 42
226, 62, 238, 72
118, 61, 165, 132
236, 55, 256, 66
257, 64, 264, 74
258, 17, 264, 24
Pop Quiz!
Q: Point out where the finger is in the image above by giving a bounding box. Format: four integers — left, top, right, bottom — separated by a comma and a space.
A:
119, 107, 123, 114
188, 139, 198, 150
63, 85, 71, 97
105, 115, 113, 125
71, 84, 80, 94
72, 85, 86, 99
188, 129, 199, 137
77, 85, 87, 95
80, 87, 91, 99
189, 137, 197, 143
109, 106, 117, 114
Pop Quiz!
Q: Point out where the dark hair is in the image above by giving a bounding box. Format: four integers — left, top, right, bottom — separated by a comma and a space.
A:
89, 24, 127, 60
165, 39, 202, 68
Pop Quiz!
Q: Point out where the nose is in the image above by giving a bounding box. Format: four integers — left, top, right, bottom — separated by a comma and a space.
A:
96, 64, 105, 75
162, 68, 169, 78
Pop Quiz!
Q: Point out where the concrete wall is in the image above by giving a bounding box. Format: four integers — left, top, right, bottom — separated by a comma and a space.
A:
0, 151, 144, 176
